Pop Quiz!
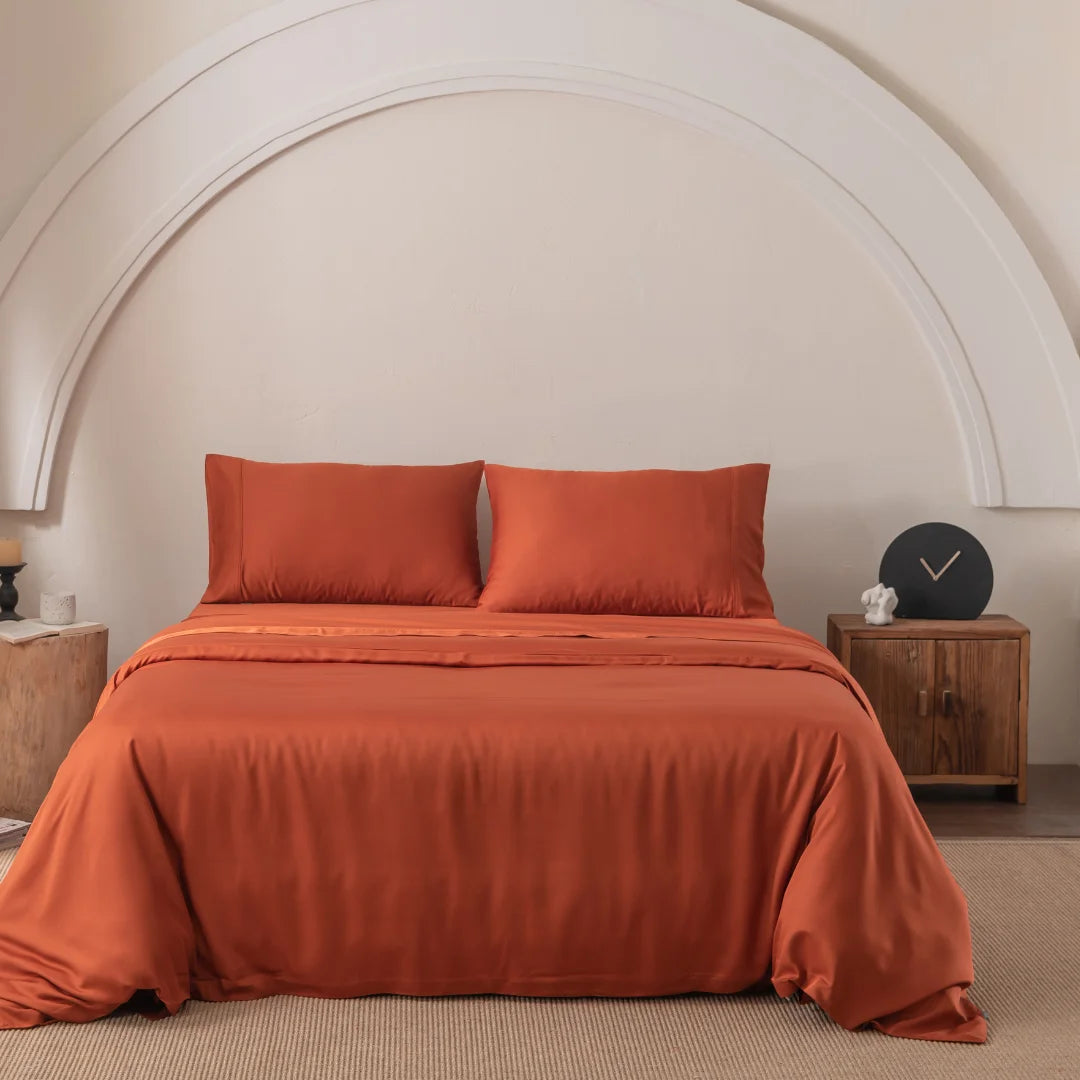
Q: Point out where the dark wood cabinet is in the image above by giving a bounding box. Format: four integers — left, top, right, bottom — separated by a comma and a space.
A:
827, 615, 1029, 802
848, 637, 935, 775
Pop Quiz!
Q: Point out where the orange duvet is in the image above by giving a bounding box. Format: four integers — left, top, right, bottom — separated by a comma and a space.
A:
0, 605, 984, 1041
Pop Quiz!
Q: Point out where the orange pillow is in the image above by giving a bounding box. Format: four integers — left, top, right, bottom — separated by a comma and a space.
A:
202, 455, 483, 605
479, 463, 774, 617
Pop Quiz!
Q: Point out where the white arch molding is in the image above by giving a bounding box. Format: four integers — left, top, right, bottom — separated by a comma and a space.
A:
1, 0, 1078, 509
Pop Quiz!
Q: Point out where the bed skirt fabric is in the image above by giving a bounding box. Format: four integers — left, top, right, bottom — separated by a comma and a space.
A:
0, 605, 984, 1041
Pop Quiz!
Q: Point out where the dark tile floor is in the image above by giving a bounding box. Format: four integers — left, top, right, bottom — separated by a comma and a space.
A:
915, 764, 1080, 837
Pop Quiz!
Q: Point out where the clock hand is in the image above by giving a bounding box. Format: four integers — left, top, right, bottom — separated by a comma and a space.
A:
919, 551, 963, 582
934, 550, 962, 579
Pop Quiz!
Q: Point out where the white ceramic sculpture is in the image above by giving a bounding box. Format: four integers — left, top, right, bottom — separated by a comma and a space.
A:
860, 583, 898, 626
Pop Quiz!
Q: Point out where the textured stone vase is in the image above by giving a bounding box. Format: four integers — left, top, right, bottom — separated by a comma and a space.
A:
40, 591, 76, 626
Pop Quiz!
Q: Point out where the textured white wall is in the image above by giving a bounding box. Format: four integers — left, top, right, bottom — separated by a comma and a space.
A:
1, 2, 1078, 762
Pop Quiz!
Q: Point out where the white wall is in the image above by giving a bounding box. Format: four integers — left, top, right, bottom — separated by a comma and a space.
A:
746, 0, 1080, 339
1, 2, 1078, 763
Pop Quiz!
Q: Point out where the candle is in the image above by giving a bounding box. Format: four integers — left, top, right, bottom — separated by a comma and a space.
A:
0, 538, 21, 566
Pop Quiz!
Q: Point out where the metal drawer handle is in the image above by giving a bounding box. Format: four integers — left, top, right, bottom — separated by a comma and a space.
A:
917, 689, 928, 717
941, 689, 953, 716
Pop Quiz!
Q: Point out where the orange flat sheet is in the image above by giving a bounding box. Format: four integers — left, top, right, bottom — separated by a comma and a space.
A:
0, 605, 985, 1041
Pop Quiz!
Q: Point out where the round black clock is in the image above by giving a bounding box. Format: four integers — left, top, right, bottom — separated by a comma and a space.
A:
878, 522, 993, 620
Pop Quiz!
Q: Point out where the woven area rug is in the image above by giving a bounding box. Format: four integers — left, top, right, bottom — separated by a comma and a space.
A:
0, 839, 1076, 1079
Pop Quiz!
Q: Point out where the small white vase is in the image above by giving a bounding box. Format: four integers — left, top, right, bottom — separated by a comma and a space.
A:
40, 591, 76, 625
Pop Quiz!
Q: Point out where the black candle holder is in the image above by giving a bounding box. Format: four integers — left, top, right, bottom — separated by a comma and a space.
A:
0, 563, 26, 621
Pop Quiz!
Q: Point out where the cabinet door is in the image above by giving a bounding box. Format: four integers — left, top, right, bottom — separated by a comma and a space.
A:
849, 639, 935, 774
933, 639, 1019, 776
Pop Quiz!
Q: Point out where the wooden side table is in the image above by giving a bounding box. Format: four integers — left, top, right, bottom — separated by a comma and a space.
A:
0, 627, 108, 819
827, 614, 1029, 802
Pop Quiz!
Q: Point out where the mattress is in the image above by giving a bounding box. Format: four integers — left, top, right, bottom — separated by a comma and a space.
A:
0, 604, 984, 1041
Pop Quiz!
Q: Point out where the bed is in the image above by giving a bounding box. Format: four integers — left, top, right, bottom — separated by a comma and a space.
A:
0, 602, 984, 1041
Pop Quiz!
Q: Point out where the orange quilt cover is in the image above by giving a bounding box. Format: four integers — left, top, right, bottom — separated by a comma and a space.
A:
0, 605, 984, 1041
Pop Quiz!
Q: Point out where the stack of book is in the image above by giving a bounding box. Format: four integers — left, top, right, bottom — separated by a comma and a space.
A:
0, 818, 30, 850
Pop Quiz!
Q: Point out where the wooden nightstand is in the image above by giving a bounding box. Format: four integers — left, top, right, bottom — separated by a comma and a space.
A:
0, 627, 108, 819
827, 614, 1029, 802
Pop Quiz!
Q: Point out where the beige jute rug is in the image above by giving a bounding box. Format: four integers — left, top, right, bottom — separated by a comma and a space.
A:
0, 839, 1076, 1079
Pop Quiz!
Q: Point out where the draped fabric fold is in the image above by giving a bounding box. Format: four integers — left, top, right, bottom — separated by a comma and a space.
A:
0, 604, 984, 1042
